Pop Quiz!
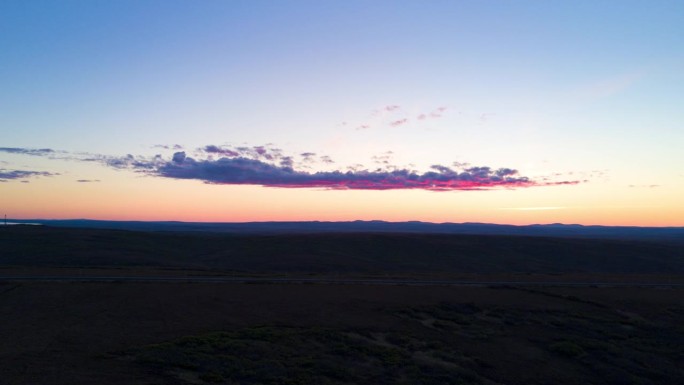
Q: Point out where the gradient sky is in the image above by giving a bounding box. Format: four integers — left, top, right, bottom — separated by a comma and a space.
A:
1, 0, 683, 225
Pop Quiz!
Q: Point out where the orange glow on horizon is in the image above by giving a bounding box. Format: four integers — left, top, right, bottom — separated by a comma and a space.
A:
3, 172, 683, 227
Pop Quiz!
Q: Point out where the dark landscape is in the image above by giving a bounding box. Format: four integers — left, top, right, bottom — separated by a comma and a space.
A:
9, 219, 684, 242
1, 223, 683, 384
4, 0, 683, 384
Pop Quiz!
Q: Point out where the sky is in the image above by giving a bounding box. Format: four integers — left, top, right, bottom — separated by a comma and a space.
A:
1, 0, 683, 226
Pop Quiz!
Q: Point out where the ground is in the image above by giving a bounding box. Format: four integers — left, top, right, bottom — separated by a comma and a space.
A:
0, 280, 682, 384
1, 226, 682, 384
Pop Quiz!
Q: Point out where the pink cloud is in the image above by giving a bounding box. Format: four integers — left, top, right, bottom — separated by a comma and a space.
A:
390, 118, 408, 127
150, 156, 579, 191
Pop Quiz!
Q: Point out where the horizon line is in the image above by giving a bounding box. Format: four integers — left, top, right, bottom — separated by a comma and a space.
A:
5, 218, 684, 229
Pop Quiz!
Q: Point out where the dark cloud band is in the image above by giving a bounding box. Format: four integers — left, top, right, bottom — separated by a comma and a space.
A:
0, 145, 581, 191
0, 169, 58, 181
150, 152, 575, 191
0, 147, 54, 156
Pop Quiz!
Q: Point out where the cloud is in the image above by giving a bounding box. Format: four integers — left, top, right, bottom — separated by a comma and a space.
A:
0, 146, 132, 168
354, 105, 449, 130
579, 71, 643, 101
0, 169, 58, 181
280, 156, 294, 168
202, 145, 241, 157
1, 144, 581, 191
152, 144, 183, 150
201, 145, 284, 161
430, 106, 447, 118
0, 147, 55, 156
478, 112, 495, 122
76, 179, 101, 183
142, 153, 576, 191
540, 169, 608, 184
172, 152, 187, 164
84, 153, 159, 170
372, 151, 394, 166
389, 118, 408, 127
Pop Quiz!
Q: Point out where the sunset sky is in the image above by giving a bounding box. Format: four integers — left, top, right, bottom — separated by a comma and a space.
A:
1, 1, 683, 225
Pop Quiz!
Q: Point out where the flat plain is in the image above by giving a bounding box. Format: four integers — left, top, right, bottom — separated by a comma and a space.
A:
1, 226, 682, 384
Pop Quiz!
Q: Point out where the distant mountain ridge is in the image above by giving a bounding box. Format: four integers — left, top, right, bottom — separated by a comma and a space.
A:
6, 219, 684, 242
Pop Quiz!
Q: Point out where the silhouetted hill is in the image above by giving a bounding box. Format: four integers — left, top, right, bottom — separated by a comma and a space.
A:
2, 225, 682, 274
6, 219, 684, 242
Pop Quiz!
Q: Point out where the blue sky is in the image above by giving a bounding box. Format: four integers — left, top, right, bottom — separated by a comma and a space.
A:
1, 1, 683, 224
